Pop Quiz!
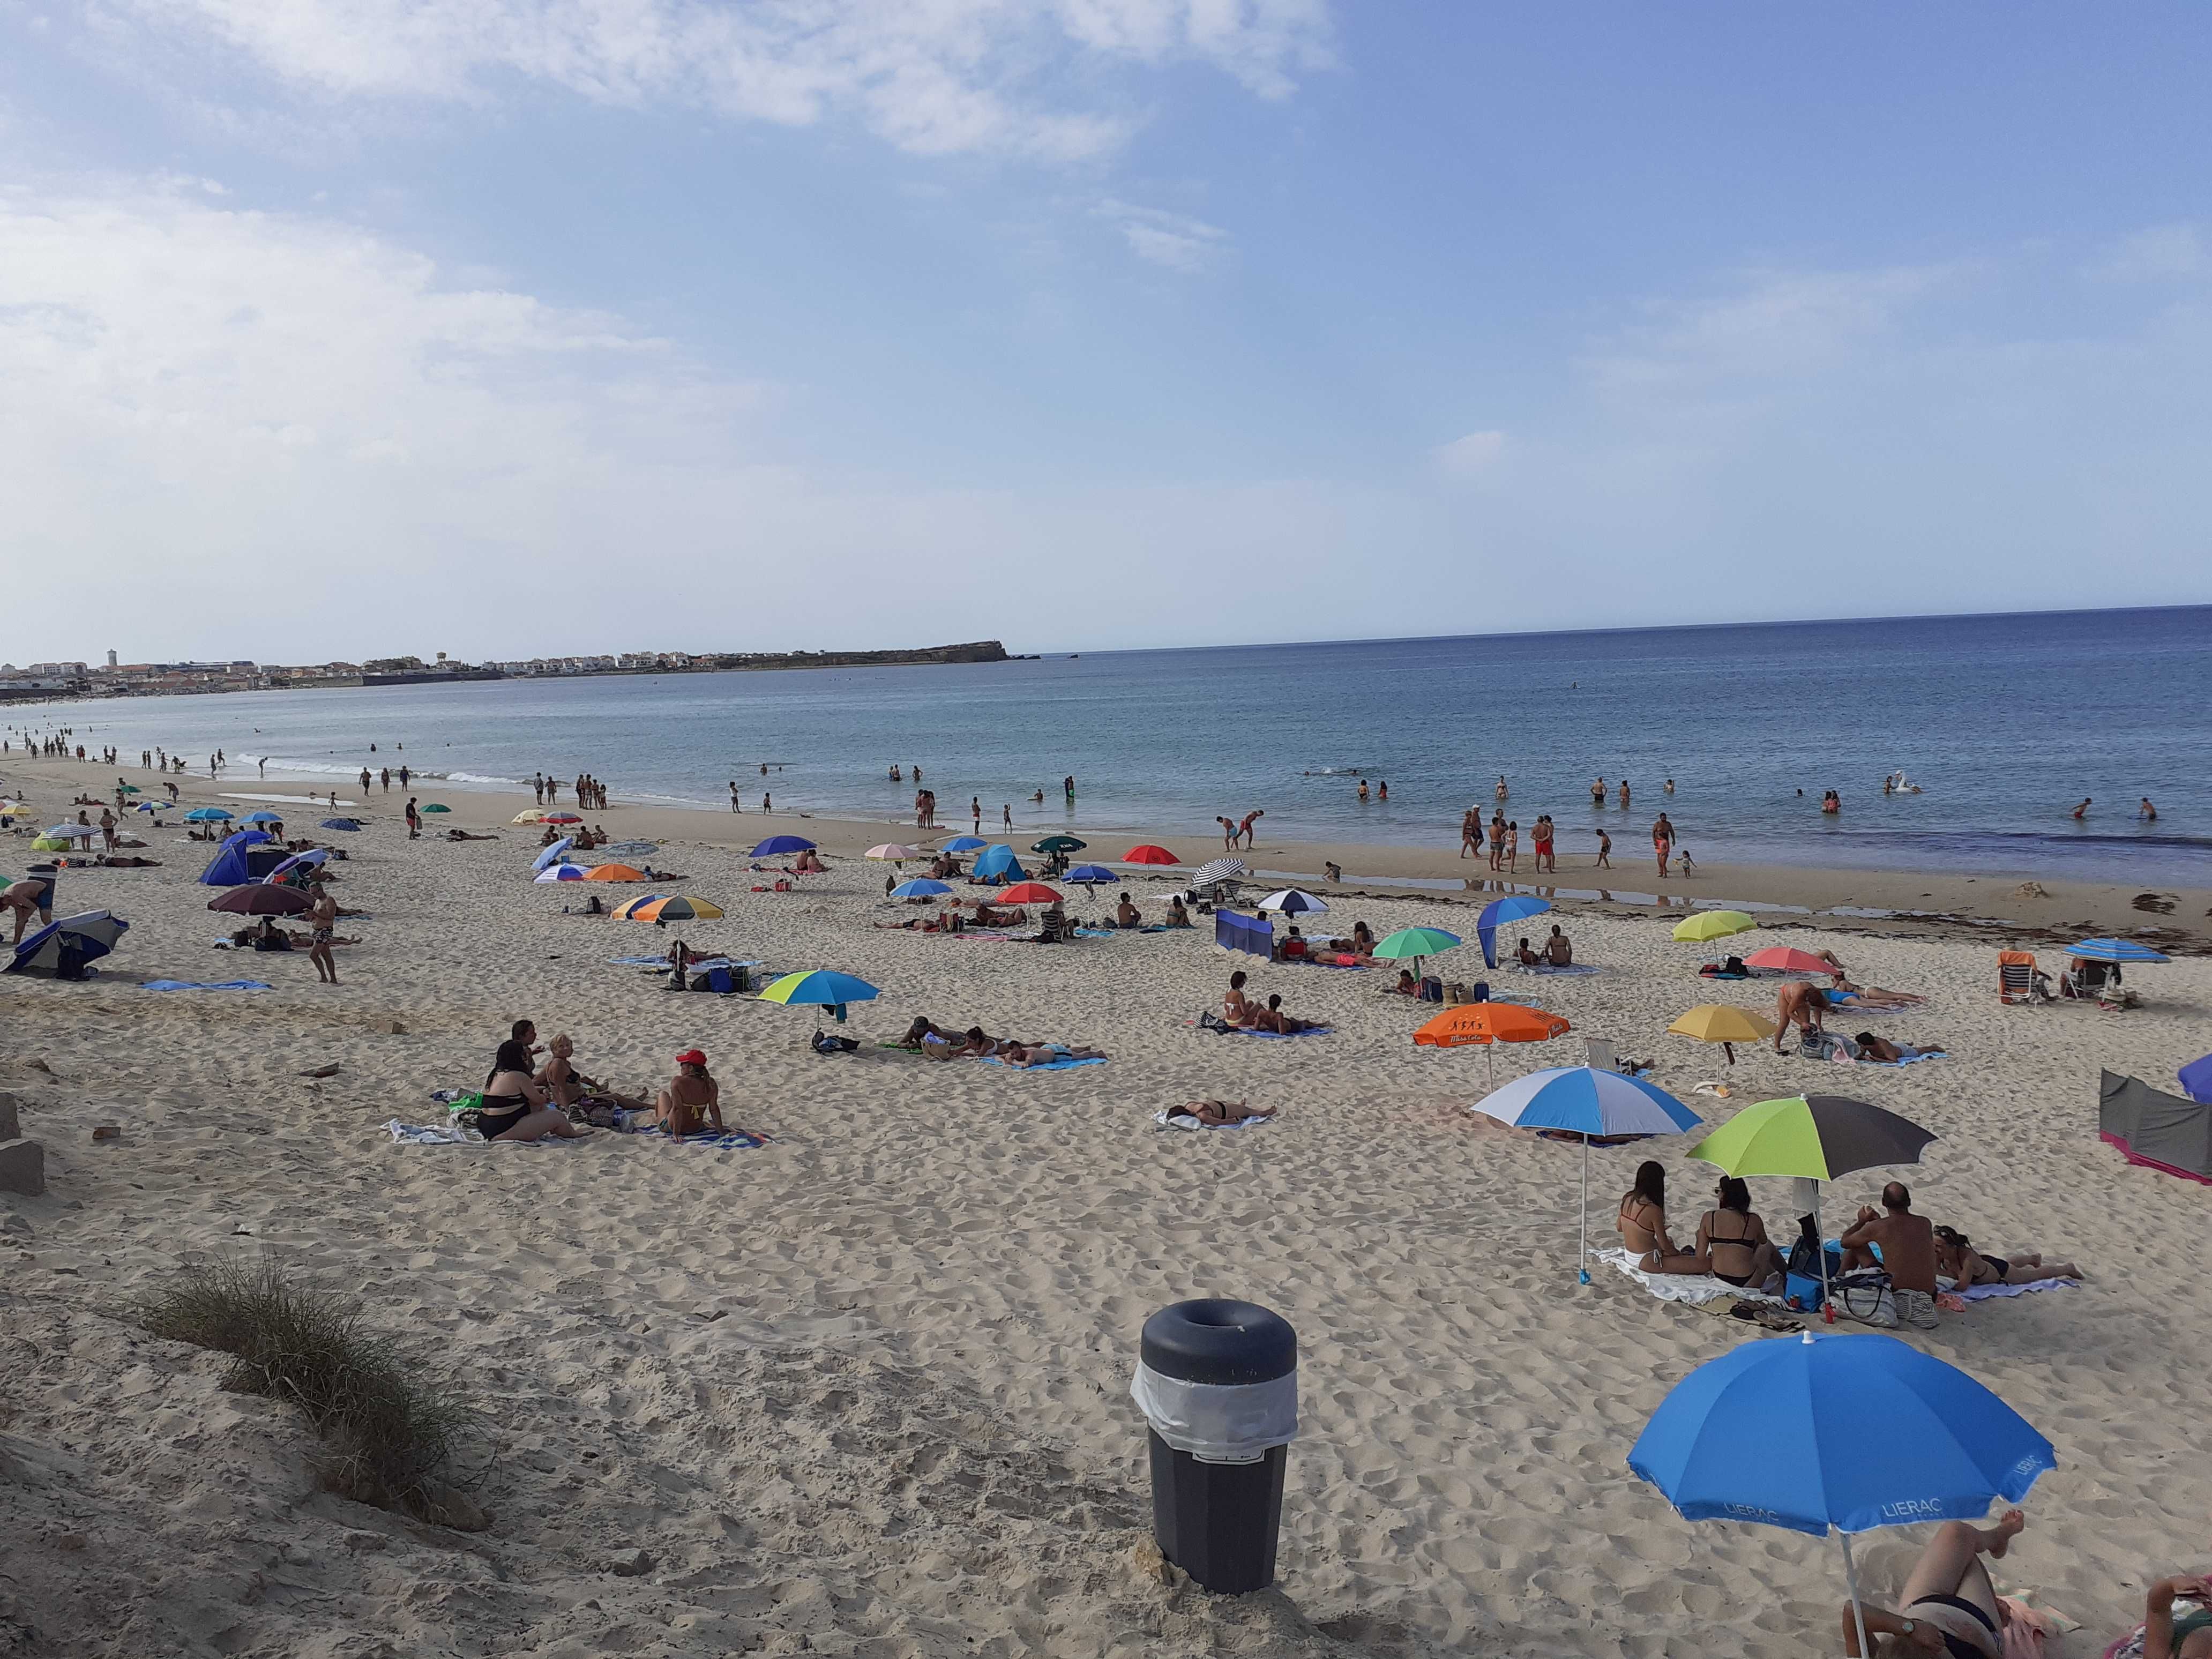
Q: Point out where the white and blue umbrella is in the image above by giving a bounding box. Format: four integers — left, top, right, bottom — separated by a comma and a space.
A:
263, 849, 328, 883
532, 838, 574, 873
2067, 937, 2171, 963
1257, 888, 1328, 915
1630, 1332, 2054, 1657
1471, 1066, 1702, 1283
6, 909, 128, 980
42, 824, 96, 840
1477, 893, 1552, 968
536, 863, 588, 882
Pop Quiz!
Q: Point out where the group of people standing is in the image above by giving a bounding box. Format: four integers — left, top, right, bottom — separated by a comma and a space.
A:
533, 772, 606, 809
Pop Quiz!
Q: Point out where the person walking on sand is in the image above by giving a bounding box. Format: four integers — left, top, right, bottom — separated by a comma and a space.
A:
306, 883, 340, 985
729, 781, 741, 813
1461, 807, 1481, 859
1594, 828, 1612, 870
1652, 812, 1675, 877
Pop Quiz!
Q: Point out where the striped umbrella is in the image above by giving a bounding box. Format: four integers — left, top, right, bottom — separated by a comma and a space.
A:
2068, 938, 2171, 962
531, 838, 574, 872
1257, 888, 1327, 914
535, 863, 588, 882
617, 895, 723, 922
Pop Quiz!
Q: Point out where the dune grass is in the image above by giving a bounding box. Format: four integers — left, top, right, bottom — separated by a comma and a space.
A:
139, 1254, 489, 1519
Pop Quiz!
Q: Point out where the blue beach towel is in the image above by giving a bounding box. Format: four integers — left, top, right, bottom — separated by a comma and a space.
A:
144, 979, 274, 991
977, 1047, 1108, 1071
1234, 1025, 1333, 1040
626, 1125, 768, 1149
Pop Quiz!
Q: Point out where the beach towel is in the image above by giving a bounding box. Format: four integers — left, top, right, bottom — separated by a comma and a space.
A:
1231, 1025, 1333, 1039
977, 1047, 1107, 1071
1073, 927, 1120, 937
1834, 1047, 1947, 1066
1956, 1276, 2078, 1302
143, 978, 273, 991
1154, 1109, 1273, 1131
383, 1119, 479, 1145
1509, 962, 1600, 976
623, 1124, 767, 1149
1591, 1245, 1789, 1309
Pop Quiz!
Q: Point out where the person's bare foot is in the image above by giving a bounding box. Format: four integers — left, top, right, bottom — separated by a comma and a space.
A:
1987, 1508, 2026, 1557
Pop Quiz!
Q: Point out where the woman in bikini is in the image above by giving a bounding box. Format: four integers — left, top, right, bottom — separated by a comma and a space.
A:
655, 1049, 726, 1137
1697, 1178, 1785, 1292
2139, 1570, 2212, 1658
1223, 970, 1263, 1027
477, 1040, 594, 1142
1182, 1099, 1277, 1125
1843, 1509, 2027, 1657
1618, 1161, 1702, 1274
1933, 1227, 2080, 1287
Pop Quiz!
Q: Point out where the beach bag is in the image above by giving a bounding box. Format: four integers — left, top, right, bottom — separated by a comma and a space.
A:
1418, 976, 1444, 1002
445, 1092, 487, 1137
811, 1030, 858, 1056
1799, 1030, 1842, 1060
702, 966, 734, 995
1832, 1267, 1896, 1327
1441, 982, 1466, 1007
773, 878, 793, 892
1470, 981, 1491, 1003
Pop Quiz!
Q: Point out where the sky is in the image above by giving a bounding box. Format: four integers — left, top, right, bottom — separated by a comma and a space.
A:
4, 1, 2210, 663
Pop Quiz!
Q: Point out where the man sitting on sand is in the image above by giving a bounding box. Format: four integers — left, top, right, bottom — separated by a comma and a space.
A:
1842, 1509, 2026, 1658
1514, 936, 1542, 967
1115, 892, 1141, 929
1933, 1225, 2081, 1288
1250, 993, 1318, 1034
1840, 1182, 1940, 1329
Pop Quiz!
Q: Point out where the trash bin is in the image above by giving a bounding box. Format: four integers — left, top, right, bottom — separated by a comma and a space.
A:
1131, 1298, 1297, 1595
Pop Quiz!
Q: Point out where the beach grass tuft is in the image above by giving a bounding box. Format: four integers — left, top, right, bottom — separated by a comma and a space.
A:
138, 1253, 489, 1520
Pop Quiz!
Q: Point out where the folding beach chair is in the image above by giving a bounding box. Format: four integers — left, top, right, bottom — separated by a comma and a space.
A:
1585, 1037, 1620, 1073
1998, 951, 2049, 1005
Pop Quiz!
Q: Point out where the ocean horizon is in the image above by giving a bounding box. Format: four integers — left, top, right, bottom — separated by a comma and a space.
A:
10, 604, 2207, 884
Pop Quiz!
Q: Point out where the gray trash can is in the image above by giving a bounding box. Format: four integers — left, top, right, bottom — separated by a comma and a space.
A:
1130, 1299, 1297, 1595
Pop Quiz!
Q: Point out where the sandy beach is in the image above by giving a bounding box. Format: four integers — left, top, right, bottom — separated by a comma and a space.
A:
4, 750, 2208, 1657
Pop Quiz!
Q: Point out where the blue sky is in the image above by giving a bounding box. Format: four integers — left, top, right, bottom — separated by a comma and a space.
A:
4, 2, 2209, 661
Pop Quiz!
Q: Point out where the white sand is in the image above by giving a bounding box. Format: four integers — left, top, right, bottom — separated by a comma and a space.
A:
2, 766, 2207, 1656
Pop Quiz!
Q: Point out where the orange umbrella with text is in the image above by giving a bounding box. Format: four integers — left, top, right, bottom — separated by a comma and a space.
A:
1414, 1003, 1572, 1086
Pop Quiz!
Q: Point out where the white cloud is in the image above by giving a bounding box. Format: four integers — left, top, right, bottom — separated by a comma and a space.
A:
1094, 197, 1228, 271
1433, 429, 1504, 476
2095, 222, 2208, 283
103, 0, 1333, 159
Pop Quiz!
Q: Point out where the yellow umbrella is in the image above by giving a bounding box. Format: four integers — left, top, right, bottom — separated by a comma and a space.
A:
512, 809, 546, 824
1668, 1004, 1776, 1066
1672, 909, 1755, 943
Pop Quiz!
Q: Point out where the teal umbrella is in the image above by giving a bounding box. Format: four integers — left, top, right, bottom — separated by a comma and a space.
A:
1373, 925, 1462, 982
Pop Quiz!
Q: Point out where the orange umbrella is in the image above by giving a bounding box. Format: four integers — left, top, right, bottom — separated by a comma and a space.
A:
997, 881, 1063, 905
581, 863, 647, 881
1744, 946, 1836, 976
1414, 1003, 1572, 1085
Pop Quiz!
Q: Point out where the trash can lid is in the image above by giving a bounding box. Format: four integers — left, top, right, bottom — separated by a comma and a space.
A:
1140, 1299, 1296, 1386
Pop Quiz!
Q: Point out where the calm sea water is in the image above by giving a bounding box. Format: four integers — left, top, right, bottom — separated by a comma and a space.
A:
12, 608, 2210, 882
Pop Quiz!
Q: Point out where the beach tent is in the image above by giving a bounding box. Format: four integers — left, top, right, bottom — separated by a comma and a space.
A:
1476, 894, 1551, 968
1214, 908, 1273, 959
198, 831, 273, 886
6, 909, 128, 980
2101, 1068, 2212, 1185
972, 845, 1022, 880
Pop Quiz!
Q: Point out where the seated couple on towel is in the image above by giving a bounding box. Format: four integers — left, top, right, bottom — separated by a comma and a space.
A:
1618, 1163, 1786, 1296
1222, 970, 1320, 1033
1513, 925, 1574, 968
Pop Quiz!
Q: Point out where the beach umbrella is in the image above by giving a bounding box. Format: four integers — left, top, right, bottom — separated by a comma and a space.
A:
1032, 835, 1087, 854
43, 824, 96, 840
184, 808, 234, 822
581, 863, 647, 882
1673, 909, 1755, 943
535, 863, 588, 882
319, 818, 362, 831
540, 811, 580, 824
1373, 925, 1463, 984
207, 884, 312, 915
531, 838, 574, 872
1667, 1004, 1777, 1066
220, 828, 272, 849
1257, 888, 1329, 915
511, 809, 545, 824
1468, 1065, 1700, 1281
600, 840, 659, 858
1628, 1332, 2053, 1658
866, 844, 925, 861
972, 845, 1023, 880
1414, 1002, 1572, 1086
941, 836, 988, 853
242, 811, 283, 824
1745, 946, 1837, 976
1689, 1093, 1937, 1313
420, 803, 451, 814
263, 849, 328, 882
5, 909, 128, 980
1193, 856, 1249, 883
1065, 864, 1118, 885
2066, 938, 2171, 963
136, 802, 159, 812
1476, 894, 1551, 968
29, 838, 70, 852
757, 968, 879, 1025
620, 895, 723, 922
751, 834, 815, 856
890, 878, 952, 899
1124, 845, 1179, 865
997, 881, 1063, 906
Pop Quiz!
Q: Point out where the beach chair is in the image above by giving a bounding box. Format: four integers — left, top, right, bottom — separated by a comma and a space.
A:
1997, 951, 2049, 1005
1585, 1038, 1618, 1073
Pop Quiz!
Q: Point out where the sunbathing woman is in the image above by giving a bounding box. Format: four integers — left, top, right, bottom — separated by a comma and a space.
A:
792, 848, 827, 873
1180, 1099, 1277, 1125
1223, 970, 1263, 1027
998, 1041, 1107, 1066
1830, 978, 1927, 1007
1843, 1509, 2028, 1658
538, 1033, 647, 1117
1618, 1161, 1702, 1273
479, 1040, 594, 1142
1933, 1226, 2081, 1287
1855, 1032, 1949, 1062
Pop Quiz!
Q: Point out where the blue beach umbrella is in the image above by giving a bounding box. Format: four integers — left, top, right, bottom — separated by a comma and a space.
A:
1469, 1066, 1702, 1282
532, 838, 574, 873
2067, 937, 2171, 963
757, 968, 879, 1025
1477, 894, 1552, 968
941, 835, 988, 854
1629, 1332, 2054, 1657
1064, 864, 1118, 885
184, 807, 234, 823
6, 909, 129, 980
242, 811, 284, 824
972, 844, 1022, 880
220, 828, 272, 849
319, 818, 362, 831
535, 863, 588, 882
751, 835, 816, 857
890, 878, 952, 899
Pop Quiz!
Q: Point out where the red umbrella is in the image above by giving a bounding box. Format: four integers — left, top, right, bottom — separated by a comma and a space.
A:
207, 884, 312, 915
543, 812, 583, 824
1124, 845, 1178, 865
997, 882, 1063, 905
1745, 947, 1837, 976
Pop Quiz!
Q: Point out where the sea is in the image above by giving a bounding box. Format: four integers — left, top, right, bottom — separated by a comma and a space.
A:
10, 607, 2209, 884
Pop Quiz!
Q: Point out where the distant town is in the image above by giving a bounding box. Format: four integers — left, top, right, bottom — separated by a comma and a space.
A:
0, 641, 1020, 701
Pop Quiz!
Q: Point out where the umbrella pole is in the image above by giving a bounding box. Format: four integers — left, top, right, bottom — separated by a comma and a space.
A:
1818, 1193, 1833, 1318
1839, 1533, 1871, 1658
1578, 1135, 1591, 1284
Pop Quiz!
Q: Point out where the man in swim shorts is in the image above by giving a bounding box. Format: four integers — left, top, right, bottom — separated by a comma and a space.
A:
1840, 1182, 1939, 1331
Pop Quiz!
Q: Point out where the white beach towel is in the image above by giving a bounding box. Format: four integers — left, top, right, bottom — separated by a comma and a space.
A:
1590, 1245, 1788, 1308
1957, 1276, 2079, 1302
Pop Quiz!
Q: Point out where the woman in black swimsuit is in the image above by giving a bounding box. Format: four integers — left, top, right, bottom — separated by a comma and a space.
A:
477, 1040, 593, 1142
1697, 1178, 1784, 1292
1618, 1161, 1701, 1274
1842, 1508, 2023, 1657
